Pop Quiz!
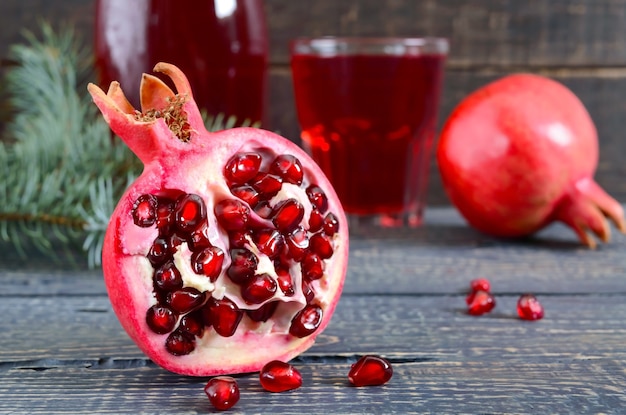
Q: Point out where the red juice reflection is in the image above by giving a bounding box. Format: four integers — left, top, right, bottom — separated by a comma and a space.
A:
95, 0, 268, 126
290, 46, 446, 221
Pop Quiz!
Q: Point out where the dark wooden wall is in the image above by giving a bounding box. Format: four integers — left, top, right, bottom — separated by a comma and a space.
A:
1, 0, 625, 206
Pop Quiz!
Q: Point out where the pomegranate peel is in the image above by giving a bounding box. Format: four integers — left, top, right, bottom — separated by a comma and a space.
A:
437, 73, 625, 248
88, 63, 348, 376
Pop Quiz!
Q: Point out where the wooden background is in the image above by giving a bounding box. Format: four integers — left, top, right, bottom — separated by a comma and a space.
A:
1, 0, 625, 205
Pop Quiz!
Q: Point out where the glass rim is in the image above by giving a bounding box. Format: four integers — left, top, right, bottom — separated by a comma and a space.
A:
290, 36, 449, 56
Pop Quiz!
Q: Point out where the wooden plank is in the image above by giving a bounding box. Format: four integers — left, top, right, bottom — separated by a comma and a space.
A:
1, 294, 626, 413
2, 294, 626, 362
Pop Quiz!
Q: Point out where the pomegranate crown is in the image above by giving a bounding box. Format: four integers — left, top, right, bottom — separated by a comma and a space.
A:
87, 62, 206, 163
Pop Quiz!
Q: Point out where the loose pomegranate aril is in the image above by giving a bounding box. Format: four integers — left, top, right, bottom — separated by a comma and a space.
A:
227, 248, 259, 284
259, 360, 303, 392
224, 152, 262, 186
290, 304, 323, 338
469, 278, 491, 293
466, 290, 496, 315
203, 297, 244, 337
165, 329, 196, 356
174, 193, 206, 234
348, 355, 393, 387
92, 63, 348, 376
271, 154, 304, 185
146, 304, 178, 334
132, 194, 158, 227
167, 287, 207, 314
204, 376, 240, 411
273, 199, 305, 233
517, 293, 544, 321
242, 273, 278, 304
215, 199, 250, 231
191, 246, 225, 281
153, 262, 183, 292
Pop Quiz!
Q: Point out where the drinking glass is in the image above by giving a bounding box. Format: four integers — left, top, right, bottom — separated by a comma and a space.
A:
290, 37, 448, 227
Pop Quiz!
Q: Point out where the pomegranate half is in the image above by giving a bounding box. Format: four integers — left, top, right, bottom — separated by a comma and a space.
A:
88, 63, 348, 376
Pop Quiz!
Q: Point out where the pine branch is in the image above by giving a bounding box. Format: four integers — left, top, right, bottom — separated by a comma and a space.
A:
0, 23, 260, 269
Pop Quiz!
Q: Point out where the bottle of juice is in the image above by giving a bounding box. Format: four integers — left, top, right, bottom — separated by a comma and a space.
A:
95, 0, 269, 126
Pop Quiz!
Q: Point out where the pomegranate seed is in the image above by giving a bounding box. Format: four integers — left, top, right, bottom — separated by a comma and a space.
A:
285, 227, 309, 261
174, 193, 206, 234
290, 303, 323, 337
466, 290, 496, 315
191, 246, 225, 281
270, 154, 304, 185
204, 376, 240, 411
348, 355, 393, 387
273, 199, 305, 232
301, 252, 324, 281
470, 278, 491, 293
242, 273, 278, 304
306, 185, 328, 212
254, 200, 274, 218
323, 212, 339, 236
230, 185, 260, 207
167, 287, 207, 314
301, 281, 315, 303
228, 230, 250, 248
276, 268, 295, 296
224, 152, 262, 186
186, 222, 211, 251
259, 360, 303, 392
165, 329, 196, 356
253, 228, 285, 259
227, 248, 258, 284
155, 198, 176, 234
179, 311, 205, 337
308, 209, 324, 232
146, 304, 177, 334
132, 194, 158, 227
247, 301, 279, 322
153, 261, 183, 292
215, 199, 250, 231
517, 293, 544, 321
252, 173, 283, 199
147, 236, 174, 266
203, 297, 244, 337
309, 233, 334, 259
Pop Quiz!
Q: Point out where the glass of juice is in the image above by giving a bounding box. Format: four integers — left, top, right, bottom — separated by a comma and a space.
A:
94, 0, 269, 126
290, 37, 448, 227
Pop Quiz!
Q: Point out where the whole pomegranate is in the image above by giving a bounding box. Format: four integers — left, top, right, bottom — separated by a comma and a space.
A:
437, 73, 625, 247
87, 63, 348, 376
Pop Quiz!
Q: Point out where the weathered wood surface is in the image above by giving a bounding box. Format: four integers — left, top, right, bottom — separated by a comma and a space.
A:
0, 0, 626, 205
1, 207, 625, 414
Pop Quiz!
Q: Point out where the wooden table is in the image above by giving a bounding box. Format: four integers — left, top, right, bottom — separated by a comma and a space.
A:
1, 207, 625, 414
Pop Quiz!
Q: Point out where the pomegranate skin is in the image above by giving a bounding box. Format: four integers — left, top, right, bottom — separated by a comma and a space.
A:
437, 73, 625, 247
88, 63, 348, 376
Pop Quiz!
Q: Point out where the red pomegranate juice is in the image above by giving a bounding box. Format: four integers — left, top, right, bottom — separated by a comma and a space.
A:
95, 0, 268, 125
291, 52, 446, 222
